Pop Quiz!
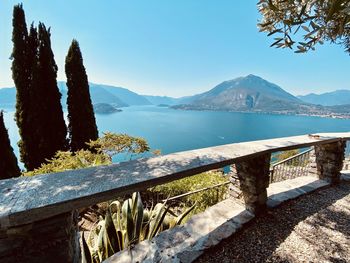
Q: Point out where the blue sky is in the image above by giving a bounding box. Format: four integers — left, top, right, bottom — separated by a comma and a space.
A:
0, 1, 349, 97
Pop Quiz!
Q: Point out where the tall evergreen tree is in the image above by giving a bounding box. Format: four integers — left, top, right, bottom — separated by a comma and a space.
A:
12, 4, 67, 170
11, 4, 32, 169
19, 24, 40, 169
65, 40, 98, 151
28, 22, 68, 169
0, 111, 21, 179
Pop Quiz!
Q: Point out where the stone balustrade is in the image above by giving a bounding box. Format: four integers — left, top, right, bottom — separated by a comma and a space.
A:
0, 132, 349, 262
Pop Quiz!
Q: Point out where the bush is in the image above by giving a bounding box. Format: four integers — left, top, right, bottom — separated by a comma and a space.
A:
150, 171, 229, 213
24, 132, 150, 176
24, 150, 110, 176
274, 149, 300, 162
273, 149, 310, 167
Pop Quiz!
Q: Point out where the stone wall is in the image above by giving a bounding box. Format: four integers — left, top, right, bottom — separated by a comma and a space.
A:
315, 141, 346, 183
1, 136, 348, 263
0, 211, 80, 263
227, 165, 243, 200
235, 153, 271, 214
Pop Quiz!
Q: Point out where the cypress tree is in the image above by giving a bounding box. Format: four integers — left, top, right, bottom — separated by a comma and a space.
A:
19, 24, 40, 169
65, 40, 98, 151
28, 22, 68, 169
11, 4, 32, 169
0, 111, 21, 179
12, 5, 67, 170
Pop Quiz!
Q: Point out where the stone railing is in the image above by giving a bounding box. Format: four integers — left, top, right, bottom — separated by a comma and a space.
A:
0, 132, 349, 263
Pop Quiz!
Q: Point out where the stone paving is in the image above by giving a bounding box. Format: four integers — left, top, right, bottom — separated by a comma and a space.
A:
105, 176, 341, 263
196, 181, 350, 263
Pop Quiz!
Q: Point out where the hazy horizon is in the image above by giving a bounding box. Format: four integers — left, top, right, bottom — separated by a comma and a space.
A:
1, 75, 350, 98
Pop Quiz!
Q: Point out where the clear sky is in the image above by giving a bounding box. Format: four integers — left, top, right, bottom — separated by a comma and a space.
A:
0, 1, 349, 97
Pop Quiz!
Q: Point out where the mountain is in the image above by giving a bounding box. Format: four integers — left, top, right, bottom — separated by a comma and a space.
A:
93, 103, 122, 114
58, 82, 128, 107
0, 82, 152, 109
298, 90, 350, 106
325, 104, 350, 113
90, 83, 151, 106
143, 95, 178, 105
142, 94, 198, 106
2, 76, 350, 117
174, 74, 305, 112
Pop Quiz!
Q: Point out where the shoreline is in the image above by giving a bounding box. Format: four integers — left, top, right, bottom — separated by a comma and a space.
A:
2, 104, 350, 120
170, 106, 350, 119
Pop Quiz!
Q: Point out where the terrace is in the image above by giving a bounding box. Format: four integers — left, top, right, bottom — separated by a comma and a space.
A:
1, 132, 349, 262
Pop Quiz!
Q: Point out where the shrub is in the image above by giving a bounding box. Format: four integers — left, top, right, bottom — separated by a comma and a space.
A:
273, 149, 310, 167
24, 150, 110, 176
274, 149, 300, 163
150, 171, 229, 213
24, 132, 150, 176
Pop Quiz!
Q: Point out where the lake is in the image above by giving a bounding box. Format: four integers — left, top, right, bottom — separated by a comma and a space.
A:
2, 105, 350, 165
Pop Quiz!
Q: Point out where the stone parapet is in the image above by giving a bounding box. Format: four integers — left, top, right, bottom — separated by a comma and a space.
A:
0, 211, 80, 263
315, 141, 346, 183
235, 153, 271, 214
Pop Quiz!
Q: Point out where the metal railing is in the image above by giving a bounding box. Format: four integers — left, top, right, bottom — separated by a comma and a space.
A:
183, 146, 339, 199
1, 133, 349, 263
270, 148, 313, 183
161, 181, 231, 203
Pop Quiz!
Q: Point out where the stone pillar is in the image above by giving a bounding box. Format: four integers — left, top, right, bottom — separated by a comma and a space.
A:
235, 153, 271, 214
315, 140, 346, 184
0, 211, 80, 263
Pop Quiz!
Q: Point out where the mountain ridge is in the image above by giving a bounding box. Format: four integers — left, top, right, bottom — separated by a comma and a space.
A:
1, 75, 350, 118
89, 83, 151, 106
0, 82, 151, 108
298, 90, 350, 106
174, 74, 305, 112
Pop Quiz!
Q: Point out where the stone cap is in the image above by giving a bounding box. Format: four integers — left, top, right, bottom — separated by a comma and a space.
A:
1, 132, 349, 229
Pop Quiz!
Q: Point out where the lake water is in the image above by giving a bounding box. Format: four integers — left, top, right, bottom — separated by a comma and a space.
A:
2, 105, 350, 165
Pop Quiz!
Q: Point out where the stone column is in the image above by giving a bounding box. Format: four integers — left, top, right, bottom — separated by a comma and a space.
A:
0, 211, 80, 263
315, 140, 346, 184
235, 153, 271, 214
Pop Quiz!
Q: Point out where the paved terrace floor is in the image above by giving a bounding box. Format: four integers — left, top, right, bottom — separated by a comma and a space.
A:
196, 181, 350, 263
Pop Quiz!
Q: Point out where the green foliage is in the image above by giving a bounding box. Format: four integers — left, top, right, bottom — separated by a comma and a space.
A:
24, 150, 110, 176
274, 149, 310, 167
275, 149, 300, 163
258, 0, 350, 53
151, 171, 229, 212
0, 111, 21, 179
12, 4, 67, 171
88, 132, 150, 158
66, 39, 98, 151
24, 133, 150, 176
82, 192, 195, 263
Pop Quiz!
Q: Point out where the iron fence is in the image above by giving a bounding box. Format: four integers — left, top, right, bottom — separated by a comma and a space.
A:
270, 148, 313, 183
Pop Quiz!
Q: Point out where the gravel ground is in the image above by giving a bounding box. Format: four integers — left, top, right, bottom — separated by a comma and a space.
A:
196, 181, 350, 263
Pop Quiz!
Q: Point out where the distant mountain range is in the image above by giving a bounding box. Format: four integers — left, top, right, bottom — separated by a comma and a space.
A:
1, 76, 350, 117
142, 95, 179, 106
297, 90, 350, 106
171, 75, 350, 117
0, 82, 152, 108
57, 82, 150, 107
174, 74, 306, 112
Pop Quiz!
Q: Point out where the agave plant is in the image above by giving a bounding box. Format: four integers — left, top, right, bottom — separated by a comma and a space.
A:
82, 192, 195, 263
